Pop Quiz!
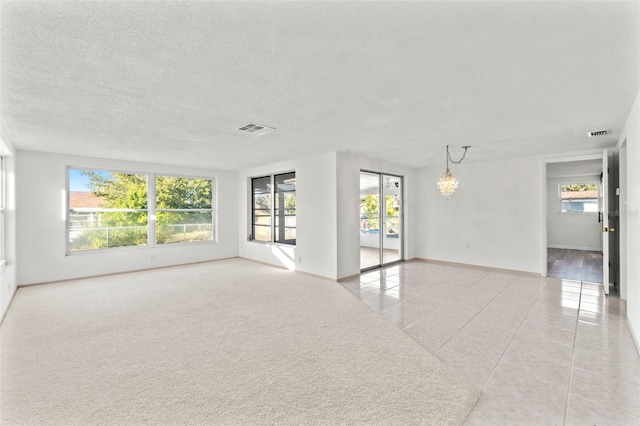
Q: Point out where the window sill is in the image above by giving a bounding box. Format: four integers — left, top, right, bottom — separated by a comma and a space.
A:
247, 240, 296, 248
66, 239, 217, 256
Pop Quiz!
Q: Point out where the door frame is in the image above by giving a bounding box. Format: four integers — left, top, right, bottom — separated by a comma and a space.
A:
617, 139, 628, 299
601, 149, 610, 294
541, 151, 617, 290
360, 170, 404, 272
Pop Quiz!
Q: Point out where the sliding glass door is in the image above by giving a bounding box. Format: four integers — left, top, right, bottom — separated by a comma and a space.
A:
360, 172, 381, 270
359, 171, 403, 271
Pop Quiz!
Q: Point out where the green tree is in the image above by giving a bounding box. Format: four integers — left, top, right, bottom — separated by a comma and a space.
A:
80, 171, 148, 249
155, 176, 212, 243
80, 172, 213, 247
82, 171, 148, 210
385, 195, 400, 235
360, 195, 380, 230
360, 194, 399, 233
562, 183, 598, 192
156, 176, 212, 210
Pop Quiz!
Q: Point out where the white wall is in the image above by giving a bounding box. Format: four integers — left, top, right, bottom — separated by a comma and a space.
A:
547, 175, 601, 251
238, 152, 338, 278
237, 151, 418, 280
418, 156, 542, 274
336, 151, 418, 279
16, 151, 238, 285
618, 90, 640, 349
0, 127, 18, 322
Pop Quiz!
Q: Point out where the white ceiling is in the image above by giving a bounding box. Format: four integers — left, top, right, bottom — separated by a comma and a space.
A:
1, 1, 638, 171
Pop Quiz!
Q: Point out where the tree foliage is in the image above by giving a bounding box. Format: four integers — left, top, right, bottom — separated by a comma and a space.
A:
561, 183, 598, 192
155, 176, 213, 243
81, 172, 148, 245
360, 194, 399, 233
77, 171, 213, 248
156, 176, 212, 209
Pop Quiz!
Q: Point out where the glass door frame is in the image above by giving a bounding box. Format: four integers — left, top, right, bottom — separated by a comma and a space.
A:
360, 170, 404, 272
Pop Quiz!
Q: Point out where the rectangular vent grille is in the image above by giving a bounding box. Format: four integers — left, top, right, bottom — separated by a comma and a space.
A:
587, 130, 608, 137
238, 123, 275, 135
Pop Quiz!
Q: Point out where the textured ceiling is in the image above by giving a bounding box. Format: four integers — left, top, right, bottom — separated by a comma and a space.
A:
1, 1, 638, 170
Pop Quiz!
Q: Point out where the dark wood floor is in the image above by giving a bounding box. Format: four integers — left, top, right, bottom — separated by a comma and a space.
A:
547, 248, 603, 283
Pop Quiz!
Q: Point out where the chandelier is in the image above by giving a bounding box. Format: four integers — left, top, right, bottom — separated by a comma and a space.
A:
437, 145, 470, 198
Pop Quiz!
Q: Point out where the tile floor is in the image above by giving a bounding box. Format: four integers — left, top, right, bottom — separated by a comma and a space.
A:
360, 246, 401, 269
340, 261, 640, 425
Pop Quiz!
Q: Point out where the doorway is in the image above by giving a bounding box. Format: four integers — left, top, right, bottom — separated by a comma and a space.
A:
359, 171, 403, 271
544, 153, 619, 293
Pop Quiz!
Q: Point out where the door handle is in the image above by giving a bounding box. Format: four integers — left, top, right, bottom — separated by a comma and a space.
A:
598, 227, 616, 232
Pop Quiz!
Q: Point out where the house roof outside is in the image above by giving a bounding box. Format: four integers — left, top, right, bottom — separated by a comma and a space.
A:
69, 191, 106, 209
560, 190, 598, 200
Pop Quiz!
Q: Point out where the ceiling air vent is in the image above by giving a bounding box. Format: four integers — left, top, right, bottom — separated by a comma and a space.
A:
587, 129, 608, 137
237, 123, 275, 135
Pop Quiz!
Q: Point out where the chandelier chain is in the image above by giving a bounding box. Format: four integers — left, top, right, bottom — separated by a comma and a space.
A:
446, 145, 470, 165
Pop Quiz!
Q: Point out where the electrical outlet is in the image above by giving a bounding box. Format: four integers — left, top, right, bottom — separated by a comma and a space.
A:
150, 255, 155, 262
465, 242, 470, 249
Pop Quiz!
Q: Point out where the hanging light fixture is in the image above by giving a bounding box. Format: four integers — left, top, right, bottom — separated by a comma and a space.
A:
437, 145, 470, 198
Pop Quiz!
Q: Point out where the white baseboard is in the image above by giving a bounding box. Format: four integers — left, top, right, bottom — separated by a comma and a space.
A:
415, 258, 541, 277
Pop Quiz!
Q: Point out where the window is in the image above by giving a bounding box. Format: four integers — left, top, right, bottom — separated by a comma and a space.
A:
559, 183, 599, 213
156, 175, 214, 244
252, 176, 272, 242
274, 172, 296, 244
68, 169, 149, 251
68, 168, 216, 253
251, 172, 296, 245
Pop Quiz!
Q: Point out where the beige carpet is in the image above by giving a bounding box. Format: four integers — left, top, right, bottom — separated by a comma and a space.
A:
1, 258, 479, 425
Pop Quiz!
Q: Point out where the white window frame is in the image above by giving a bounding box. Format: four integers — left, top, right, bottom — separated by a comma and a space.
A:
154, 173, 216, 245
66, 167, 150, 253
66, 167, 217, 254
558, 181, 599, 214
